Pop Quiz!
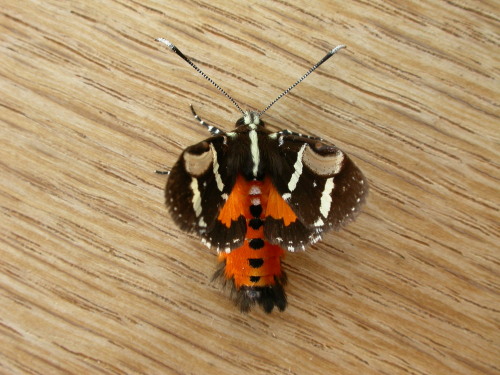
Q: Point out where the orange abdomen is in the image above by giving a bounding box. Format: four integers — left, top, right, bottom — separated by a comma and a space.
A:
217, 175, 285, 288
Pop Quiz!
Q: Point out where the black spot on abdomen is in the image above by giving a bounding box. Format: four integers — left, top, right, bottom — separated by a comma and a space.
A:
249, 238, 264, 249
250, 204, 262, 218
249, 218, 263, 229
248, 258, 264, 268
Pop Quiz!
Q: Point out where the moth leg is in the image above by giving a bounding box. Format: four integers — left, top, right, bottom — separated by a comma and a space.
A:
190, 105, 224, 135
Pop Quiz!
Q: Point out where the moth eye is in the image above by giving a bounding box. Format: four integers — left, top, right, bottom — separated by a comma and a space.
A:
303, 144, 345, 176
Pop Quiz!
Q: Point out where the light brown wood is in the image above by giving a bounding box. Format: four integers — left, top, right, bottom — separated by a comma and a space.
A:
1, 1, 498, 374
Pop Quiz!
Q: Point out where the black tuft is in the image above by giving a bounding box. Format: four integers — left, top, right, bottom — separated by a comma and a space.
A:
237, 276, 288, 313
212, 261, 288, 313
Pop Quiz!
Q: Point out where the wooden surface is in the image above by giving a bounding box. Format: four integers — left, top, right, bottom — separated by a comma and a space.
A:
1, 1, 498, 374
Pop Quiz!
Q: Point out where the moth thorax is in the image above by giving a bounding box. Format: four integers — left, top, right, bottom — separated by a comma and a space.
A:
236, 111, 262, 127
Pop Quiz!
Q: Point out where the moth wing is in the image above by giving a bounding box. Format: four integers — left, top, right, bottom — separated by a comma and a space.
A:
265, 134, 368, 251
165, 135, 247, 251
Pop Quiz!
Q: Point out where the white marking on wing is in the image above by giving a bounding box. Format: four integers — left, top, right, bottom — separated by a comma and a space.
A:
190, 177, 202, 217
198, 217, 207, 227
314, 218, 324, 227
288, 144, 307, 192
210, 144, 224, 192
320, 177, 335, 218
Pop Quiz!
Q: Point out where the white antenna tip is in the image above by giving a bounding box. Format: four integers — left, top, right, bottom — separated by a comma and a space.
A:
330, 45, 347, 54
156, 38, 174, 50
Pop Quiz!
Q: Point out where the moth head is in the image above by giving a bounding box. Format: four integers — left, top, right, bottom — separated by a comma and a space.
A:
235, 111, 264, 128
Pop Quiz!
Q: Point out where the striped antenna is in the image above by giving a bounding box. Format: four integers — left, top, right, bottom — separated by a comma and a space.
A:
258, 45, 346, 117
156, 38, 245, 115
157, 38, 345, 118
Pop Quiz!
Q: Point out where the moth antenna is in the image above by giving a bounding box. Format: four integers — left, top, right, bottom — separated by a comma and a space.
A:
156, 38, 245, 115
258, 45, 346, 117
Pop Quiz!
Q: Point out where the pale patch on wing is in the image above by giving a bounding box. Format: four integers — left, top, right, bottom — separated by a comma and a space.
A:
183, 145, 212, 176
303, 146, 344, 176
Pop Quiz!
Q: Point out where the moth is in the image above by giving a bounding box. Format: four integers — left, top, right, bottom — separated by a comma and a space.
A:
156, 38, 368, 313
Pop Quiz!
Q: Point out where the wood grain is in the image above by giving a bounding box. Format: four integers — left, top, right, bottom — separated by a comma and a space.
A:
1, 1, 498, 374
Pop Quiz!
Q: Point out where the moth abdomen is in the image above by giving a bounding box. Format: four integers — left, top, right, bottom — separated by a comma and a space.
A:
215, 175, 288, 313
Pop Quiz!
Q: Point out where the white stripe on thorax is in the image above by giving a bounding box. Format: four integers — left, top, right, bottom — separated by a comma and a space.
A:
249, 129, 260, 177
